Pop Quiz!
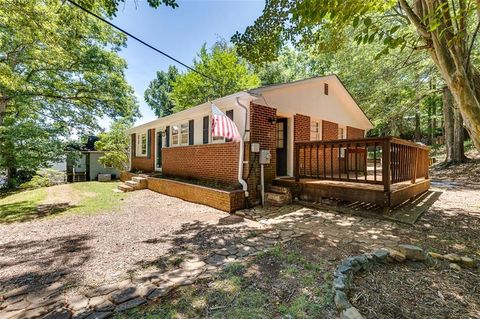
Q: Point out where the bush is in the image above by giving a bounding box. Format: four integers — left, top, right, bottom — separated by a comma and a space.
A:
20, 169, 65, 189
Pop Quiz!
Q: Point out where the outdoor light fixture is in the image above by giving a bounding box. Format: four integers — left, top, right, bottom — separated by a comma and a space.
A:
268, 117, 277, 124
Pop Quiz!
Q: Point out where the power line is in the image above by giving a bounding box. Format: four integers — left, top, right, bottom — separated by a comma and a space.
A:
66, 0, 220, 84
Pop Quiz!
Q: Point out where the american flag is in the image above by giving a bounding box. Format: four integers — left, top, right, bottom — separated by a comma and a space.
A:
211, 104, 241, 141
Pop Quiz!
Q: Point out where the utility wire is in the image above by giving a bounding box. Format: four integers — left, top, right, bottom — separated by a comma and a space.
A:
66, 0, 220, 84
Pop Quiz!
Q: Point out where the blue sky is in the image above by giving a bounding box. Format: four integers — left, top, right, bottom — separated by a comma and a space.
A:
107, 0, 265, 128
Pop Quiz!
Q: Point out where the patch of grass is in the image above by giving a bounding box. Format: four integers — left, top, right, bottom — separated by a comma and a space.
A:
115, 263, 270, 319
68, 181, 127, 214
0, 188, 47, 223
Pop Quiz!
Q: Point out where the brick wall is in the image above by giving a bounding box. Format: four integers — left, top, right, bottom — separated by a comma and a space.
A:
162, 142, 240, 186
131, 129, 156, 172
347, 126, 365, 139
246, 103, 277, 204
147, 177, 245, 212
293, 114, 310, 143
322, 120, 339, 140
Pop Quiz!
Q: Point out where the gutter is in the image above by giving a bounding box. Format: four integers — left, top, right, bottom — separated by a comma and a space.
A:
235, 97, 249, 197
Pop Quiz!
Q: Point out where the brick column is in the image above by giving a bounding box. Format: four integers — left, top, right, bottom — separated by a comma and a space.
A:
322, 120, 339, 140
347, 126, 365, 139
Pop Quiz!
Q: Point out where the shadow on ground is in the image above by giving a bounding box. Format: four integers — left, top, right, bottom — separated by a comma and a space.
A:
0, 201, 75, 224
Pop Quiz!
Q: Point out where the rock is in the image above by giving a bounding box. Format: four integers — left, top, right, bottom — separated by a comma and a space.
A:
427, 252, 443, 260
114, 297, 146, 313
334, 290, 352, 311
85, 312, 112, 319
95, 301, 115, 312
341, 307, 364, 319
2, 286, 29, 300
147, 287, 170, 300
460, 257, 476, 269
443, 253, 462, 263
43, 308, 71, 319
218, 215, 244, 225
449, 263, 462, 271
388, 249, 406, 262
109, 287, 140, 304
180, 260, 206, 271
207, 254, 226, 266
333, 275, 347, 291
372, 249, 389, 263
396, 244, 425, 261
68, 294, 89, 311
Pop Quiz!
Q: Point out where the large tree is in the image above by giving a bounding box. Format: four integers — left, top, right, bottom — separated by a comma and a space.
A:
95, 119, 132, 171
144, 66, 179, 117
232, 0, 480, 151
0, 0, 138, 186
170, 41, 260, 112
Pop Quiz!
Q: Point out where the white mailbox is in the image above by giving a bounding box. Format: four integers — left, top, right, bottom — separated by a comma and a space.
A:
259, 150, 272, 164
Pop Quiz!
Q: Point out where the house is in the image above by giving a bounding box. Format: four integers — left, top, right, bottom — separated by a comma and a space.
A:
66, 137, 119, 182
125, 75, 429, 212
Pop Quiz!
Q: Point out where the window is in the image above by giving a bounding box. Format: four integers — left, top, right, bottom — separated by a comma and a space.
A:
181, 123, 189, 144
136, 132, 147, 156
310, 120, 322, 141
276, 121, 284, 148
171, 126, 179, 146
338, 126, 346, 139
171, 123, 189, 146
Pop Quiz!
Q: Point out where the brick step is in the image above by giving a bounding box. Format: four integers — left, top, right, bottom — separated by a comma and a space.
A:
132, 176, 148, 188
265, 191, 292, 207
117, 183, 134, 192
268, 185, 291, 195
125, 180, 140, 189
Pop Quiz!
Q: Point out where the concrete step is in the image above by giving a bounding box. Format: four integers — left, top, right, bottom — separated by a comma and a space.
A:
268, 185, 292, 195
125, 180, 140, 189
132, 176, 148, 188
265, 191, 292, 207
117, 183, 134, 192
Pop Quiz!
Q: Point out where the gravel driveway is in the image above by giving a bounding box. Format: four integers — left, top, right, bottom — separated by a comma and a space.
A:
0, 190, 257, 292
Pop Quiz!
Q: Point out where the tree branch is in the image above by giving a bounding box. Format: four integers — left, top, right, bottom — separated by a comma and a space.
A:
466, 20, 480, 70
398, 0, 432, 38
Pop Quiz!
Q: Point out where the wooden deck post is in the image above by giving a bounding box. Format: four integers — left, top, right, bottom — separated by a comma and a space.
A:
411, 148, 418, 184
382, 138, 391, 208
294, 144, 300, 182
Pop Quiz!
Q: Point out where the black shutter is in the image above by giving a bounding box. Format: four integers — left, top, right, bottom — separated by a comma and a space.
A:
188, 120, 194, 145
226, 110, 234, 142
146, 129, 151, 158
131, 133, 136, 158
203, 116, 209, 144
165, 126, 170, 147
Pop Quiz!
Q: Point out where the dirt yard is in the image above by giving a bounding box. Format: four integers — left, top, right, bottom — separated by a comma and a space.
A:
0, 190, 262, 292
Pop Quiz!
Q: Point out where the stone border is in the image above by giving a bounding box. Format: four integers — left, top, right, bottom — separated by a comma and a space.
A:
332, 244, 478, 319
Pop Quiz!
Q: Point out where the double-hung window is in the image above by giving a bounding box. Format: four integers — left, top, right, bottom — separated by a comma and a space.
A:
136, 132, 147, 156
171, 123, 189, 146
180, 123, 189, 145
310, 120, 322, 141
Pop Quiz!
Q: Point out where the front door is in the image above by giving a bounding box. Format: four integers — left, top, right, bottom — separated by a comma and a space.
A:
156, 131, 162, 170
276, 118, 288, 176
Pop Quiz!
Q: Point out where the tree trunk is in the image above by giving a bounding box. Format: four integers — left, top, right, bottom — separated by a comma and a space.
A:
443, 86, 455, 162
399, 0, 480, 152
453, 101, 466, 162
443, 86, 466, 163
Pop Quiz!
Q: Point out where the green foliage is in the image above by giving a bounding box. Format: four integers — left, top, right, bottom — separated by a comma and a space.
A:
144, 66, 179, 117
68, 181, 127, 214
170, 41, 260, 112
20, 169, 65, 189
95, 120, 132, 171
0, 0, 139, 186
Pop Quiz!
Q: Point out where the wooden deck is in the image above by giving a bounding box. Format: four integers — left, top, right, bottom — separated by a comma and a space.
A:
287, 137, 431, 209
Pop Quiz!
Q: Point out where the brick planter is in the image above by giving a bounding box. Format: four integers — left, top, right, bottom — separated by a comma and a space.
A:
147, 177, 245, 213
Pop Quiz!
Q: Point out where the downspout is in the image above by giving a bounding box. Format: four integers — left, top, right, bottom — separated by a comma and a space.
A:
235, 97, 249, 197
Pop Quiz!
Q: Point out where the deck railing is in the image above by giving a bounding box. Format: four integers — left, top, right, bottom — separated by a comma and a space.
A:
294, 137, 430, 192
